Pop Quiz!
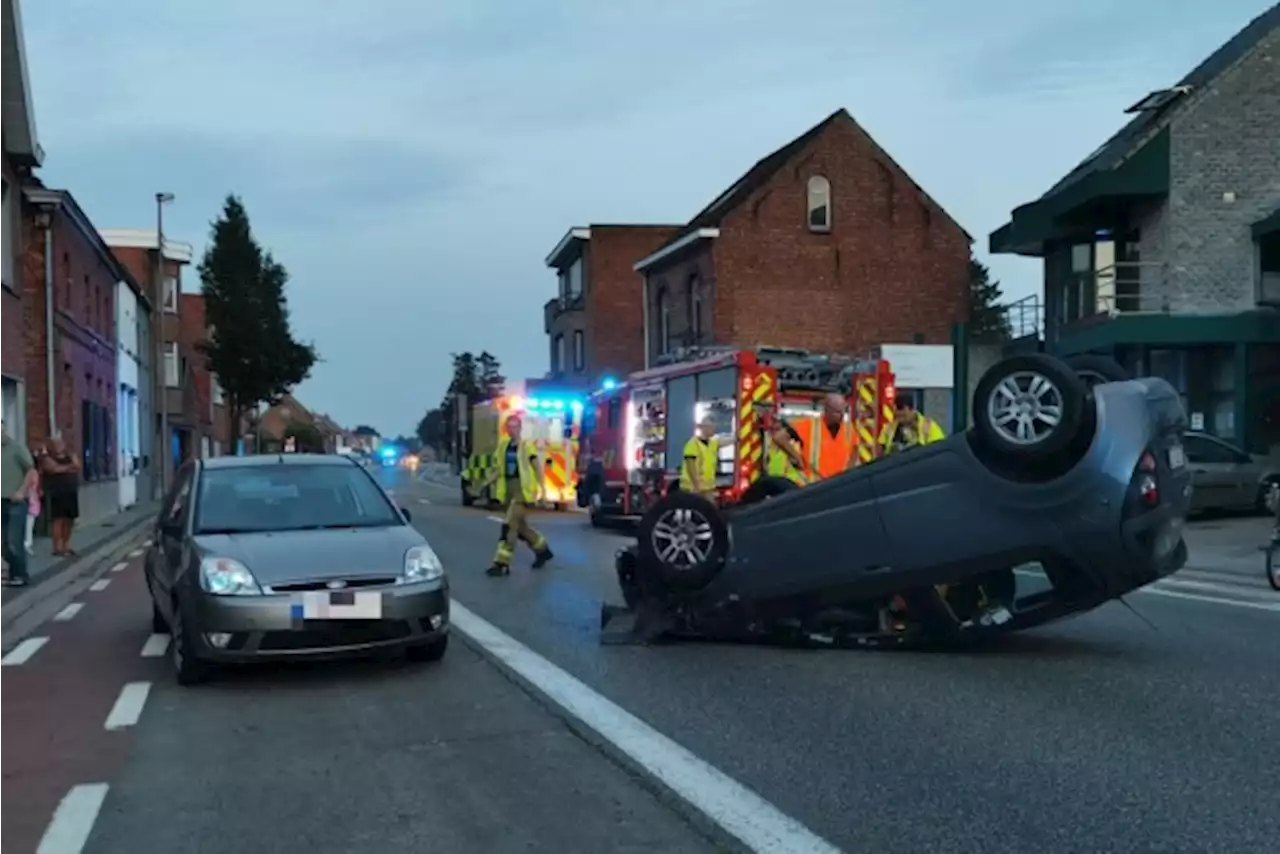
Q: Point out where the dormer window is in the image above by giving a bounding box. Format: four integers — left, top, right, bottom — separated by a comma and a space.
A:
807, 175, 831, 233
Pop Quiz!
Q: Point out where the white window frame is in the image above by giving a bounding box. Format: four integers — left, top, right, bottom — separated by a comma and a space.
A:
162, 276, 179, 313
164, 342, 180, 387
554, 333, 566, 373
807, 175, 832, 233
567, 258, 584, 301
572, 330, 585, 372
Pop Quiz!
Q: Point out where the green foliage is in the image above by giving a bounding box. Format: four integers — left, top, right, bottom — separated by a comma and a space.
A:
416, 408, 444, 451
198, 195, 318, 429
352, 425, 379, 437
968, 256, 1013, 343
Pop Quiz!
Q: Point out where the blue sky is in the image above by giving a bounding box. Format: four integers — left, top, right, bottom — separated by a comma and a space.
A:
22, 0, 1274, 434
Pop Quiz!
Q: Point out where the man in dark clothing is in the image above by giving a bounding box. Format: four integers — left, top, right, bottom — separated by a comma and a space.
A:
2, 423, 35, 586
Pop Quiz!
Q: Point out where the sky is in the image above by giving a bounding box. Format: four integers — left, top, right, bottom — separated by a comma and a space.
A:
21, 0, 1276, 435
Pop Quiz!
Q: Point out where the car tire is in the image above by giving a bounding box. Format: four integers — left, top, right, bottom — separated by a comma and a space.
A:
636, 491, 730, 592
1064, 354, 1131, 388
1256, 478, 1280, 515
169, 599, 211, 687
972, 353, 1088, 464
406, 634, 449, 663
737, 475, 798, 506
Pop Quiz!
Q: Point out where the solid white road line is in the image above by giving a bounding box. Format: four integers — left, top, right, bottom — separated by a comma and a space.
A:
450, 601, 842, 854
104, 681, 152, 730
140, 634, 171, 658
2, 636, 49, 666
88, 579, 111, 592
53, 603, 85, 622
36, 783, 110, 854
110, 561, 128, 573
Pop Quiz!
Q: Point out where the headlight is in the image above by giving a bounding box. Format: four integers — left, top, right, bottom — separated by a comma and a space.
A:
403, 544, 445, 583
199, 557, 262, 596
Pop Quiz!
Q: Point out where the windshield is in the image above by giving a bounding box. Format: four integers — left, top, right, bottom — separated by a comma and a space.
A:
193, 464, 402, 534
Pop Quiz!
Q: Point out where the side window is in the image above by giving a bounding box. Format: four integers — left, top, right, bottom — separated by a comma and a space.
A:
162, 465, 195, 524
1184, 437, 1239, 464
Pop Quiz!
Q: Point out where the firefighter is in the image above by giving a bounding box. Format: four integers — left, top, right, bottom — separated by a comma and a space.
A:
766, 420, 809, 485
679, 416, 720, 499
471, 415, 554, 577
809, 393, 854, 479
880, 396, 946, 454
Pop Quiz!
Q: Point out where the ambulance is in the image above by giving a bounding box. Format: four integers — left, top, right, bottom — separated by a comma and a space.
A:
460, 389, 584, 510
575, 346, 897, 527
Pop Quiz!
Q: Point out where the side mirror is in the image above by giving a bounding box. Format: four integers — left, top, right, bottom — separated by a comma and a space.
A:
400, 506, 412, 523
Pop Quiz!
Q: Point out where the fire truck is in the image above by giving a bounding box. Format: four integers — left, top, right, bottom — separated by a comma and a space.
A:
459, 390, 584, 510
575, 346, 897, 526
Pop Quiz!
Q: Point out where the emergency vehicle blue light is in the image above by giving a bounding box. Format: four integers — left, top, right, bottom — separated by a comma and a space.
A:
527, 397, 542, 409
380, 446, 396, 457
570, 400, 584, 412
601, 377, 617, 390
551, 400, 565, 410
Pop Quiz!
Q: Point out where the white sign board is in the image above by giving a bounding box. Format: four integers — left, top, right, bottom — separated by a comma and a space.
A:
879, 344, 954, 389
1190, 412, 1204, 431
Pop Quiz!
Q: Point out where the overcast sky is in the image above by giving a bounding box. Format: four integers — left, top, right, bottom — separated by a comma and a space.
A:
22, 0, 1273, 435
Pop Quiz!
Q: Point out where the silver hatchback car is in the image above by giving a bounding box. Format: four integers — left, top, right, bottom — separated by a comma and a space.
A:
145, 454, 450, 685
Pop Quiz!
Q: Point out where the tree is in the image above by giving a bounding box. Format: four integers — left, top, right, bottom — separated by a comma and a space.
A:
199, 195, 318, 446
352, 425, 379, 437
416, 408, 445, 452
477, 351, 505, 398
968, 256, 1013, 343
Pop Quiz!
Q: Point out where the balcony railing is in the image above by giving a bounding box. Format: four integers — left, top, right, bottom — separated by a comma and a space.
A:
544, 292, 584, 333
1055, 260, 1180, 324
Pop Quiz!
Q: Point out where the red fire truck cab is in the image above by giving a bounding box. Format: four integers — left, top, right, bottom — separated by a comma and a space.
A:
576, 346, 893, 526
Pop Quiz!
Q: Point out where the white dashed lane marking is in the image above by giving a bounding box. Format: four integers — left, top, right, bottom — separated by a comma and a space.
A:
127, 548, 144, 558
2, 636, 49, 666
140, 634, 171, 658
52, 603, 85, 622
87, 579, 111, 592
35, 782, 109, 854
110, 561, 128, 573
103, 682, 152, 731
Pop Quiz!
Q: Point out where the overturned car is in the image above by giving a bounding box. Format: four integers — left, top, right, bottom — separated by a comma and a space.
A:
602, 353, 1192, 649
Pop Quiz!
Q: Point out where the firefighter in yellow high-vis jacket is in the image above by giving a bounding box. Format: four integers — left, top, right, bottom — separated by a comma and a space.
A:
470, 415, 554, 576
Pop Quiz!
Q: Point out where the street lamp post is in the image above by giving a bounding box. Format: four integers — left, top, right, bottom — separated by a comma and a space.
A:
155, 192, 175, 495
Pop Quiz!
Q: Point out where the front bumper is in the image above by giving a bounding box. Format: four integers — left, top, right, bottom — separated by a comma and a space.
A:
186, 581, 450, 663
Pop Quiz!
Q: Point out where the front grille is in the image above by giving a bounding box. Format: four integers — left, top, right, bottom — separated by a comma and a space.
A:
270, 576, 397, 593
258, 619, 412, 651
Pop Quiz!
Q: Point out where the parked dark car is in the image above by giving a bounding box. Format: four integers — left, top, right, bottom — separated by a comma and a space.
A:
145, 454, 450, 685
604, 354, 1192, 648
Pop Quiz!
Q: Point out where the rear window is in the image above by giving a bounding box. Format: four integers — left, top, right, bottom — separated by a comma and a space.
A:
194, 464, 402, 534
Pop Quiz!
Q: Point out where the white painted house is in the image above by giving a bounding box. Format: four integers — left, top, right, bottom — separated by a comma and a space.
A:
115, 279, 145, 509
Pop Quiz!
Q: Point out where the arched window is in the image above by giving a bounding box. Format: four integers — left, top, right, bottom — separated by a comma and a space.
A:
657, 286, 671, 354
687, 275, 703, 341
807, 175, 831, 232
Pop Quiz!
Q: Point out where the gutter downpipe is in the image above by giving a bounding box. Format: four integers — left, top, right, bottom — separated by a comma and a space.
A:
641, 271, 651, 370
43, 223, 56, 437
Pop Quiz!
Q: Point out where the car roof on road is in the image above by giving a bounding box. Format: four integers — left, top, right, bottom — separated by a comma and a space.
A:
199, 454, 354, 471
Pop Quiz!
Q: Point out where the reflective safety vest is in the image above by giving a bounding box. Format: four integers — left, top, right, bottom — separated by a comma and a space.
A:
494, 437, 542, 503
679, 436, 718, 493
810, 420, 854, 479
766, 446, 808, 485
879, 413, 946, 454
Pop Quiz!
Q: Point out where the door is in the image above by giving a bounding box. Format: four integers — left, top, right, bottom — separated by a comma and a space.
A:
1183, 435, 1250, 512
150, 463, 195, 607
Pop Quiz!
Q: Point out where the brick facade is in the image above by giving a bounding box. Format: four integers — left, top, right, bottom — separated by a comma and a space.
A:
644, 111, 970, 365
20, 190, 119, 521
179, 293, 231, 453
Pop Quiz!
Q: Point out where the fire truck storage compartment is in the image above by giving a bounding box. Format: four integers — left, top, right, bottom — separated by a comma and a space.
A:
663, 367, 738, 487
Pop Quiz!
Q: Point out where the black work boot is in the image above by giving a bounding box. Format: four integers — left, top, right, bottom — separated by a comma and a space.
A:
531, 547, 554, 570
486, 563, 510, 577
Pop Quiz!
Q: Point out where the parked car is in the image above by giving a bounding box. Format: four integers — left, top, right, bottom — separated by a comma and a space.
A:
145, 454, 450, 685
1182, 431, 1278, 514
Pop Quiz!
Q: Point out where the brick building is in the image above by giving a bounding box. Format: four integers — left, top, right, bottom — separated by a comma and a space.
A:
2, 0, 43, 443
258, 394, 343, 452
100, 228, 197, 483
21, 187, 127, 523
543, 225, 679, 385
989, 6, 1279, 453
179, 293, 229, 456
636, 108, 971, 369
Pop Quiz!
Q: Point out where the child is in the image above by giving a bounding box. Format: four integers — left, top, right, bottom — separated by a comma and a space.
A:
23, 462, 41, 554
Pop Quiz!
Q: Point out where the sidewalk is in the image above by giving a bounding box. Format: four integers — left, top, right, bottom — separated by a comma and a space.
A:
2, 502, 158, 607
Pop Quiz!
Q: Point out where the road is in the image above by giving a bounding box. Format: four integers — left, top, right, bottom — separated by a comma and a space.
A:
4, 465, 1277, 854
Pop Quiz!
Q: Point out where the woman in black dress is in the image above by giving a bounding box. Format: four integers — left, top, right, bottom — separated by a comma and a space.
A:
41, 435, 82, 556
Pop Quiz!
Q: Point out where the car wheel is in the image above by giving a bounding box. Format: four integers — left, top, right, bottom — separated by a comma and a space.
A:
1256, 478, 1280, 515
1064, 354, 1131, 388
972, 353, 1088, 464
636, 491, 729, 592
737, 475, 798, 506
169, 599, 210, 687
406, 634, 449, 662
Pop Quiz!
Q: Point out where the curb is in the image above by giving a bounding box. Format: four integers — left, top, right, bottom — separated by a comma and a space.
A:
1, 514, 154, 647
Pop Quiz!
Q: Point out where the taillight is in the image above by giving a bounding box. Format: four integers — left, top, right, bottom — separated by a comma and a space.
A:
1139, 475, 1159, 507
1139, 452, 1157, 473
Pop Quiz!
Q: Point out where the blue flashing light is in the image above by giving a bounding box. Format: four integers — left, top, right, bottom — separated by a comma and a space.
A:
527, 397, 542, 409
380, 446, 396, 457
551, 399, 565, 411
601, 377, 618, 391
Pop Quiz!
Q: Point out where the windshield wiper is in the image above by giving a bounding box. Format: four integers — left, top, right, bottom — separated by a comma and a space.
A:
194, 527, 265, 535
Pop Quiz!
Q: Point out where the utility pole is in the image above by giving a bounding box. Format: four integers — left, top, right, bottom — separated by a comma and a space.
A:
155, 192, 175, 494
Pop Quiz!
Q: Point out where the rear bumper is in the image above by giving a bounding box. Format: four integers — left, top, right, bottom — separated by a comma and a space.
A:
186, 582, 450, 663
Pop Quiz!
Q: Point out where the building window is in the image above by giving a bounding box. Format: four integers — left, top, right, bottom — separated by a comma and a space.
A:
163, 277, 179, 312
164, 342, 180, 387
567, 258, 584, 301
553, 333, 565, 373
1259, 233, 1280, 306
558, 269, 569, 301
573, 330, 585, 372
807, 175, 831, 233
688, 275, 703, 342
657, 287, 671, 354
1, 180, 13, 288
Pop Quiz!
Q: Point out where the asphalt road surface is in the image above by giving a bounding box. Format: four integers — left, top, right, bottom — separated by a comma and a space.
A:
4, 465, 1276, 854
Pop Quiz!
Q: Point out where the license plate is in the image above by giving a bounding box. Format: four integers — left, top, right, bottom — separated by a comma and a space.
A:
1168, 445, 1185, 469
291, 591, 383, 621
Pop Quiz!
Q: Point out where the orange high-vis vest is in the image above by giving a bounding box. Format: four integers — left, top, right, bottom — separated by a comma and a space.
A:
811, 418, 853, 479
